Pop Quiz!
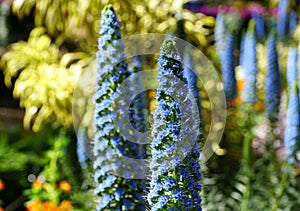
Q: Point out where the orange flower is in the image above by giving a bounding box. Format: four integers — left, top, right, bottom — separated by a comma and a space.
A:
237, 79, 245, 92
0, 179, 5, 190
149, 105, 157, 113
32, 179, 43, 189
59, 180, 71, 193
254, 100, 265, 111
43, 201, 59, 211
26, 200, 42, 211
59, 200, 72, 211
230, 96, 243, 107
0, 207, 4, 211
148, 90, 156, 100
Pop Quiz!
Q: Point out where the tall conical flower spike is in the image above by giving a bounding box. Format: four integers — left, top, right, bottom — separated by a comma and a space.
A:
77, 127, 89, 169
284, 46, 300, 164
215, 13, 237, 100
148, 39, 202, 210
93, 5, 146, 210
298, 39, 300, 96
289, 10, 297, 33
265, 33, 281, 122
253, 13, 265, 40
215, 13, 226, 58
241, 20, 258, 104
183, 50, 202, 118
220, 31, 237, 101
277, 0, 290, 38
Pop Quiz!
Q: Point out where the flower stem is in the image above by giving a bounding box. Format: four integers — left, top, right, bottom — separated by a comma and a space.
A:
241, 133, 251, 211
271, 164, 290, 211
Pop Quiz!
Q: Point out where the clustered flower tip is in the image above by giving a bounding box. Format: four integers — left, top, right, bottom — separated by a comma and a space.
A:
277, 0, 289, 38
241, 27, 258, 105
265, 33, 281, 122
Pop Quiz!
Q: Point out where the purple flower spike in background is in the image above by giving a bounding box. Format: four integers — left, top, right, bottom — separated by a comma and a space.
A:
284, 47, 300, 164
277, 0, 290, 38
220, 31, 237, 101
253, 13, 265, 39
289, 10, 298, 34
241, 20, 257, 105
183, 50, 202, 123
265, 32, 281, 122
214, 13, 225, 58
76, 127, 89, 169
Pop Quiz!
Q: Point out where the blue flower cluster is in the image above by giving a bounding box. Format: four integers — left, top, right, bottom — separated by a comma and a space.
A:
298, 39, 300, 96
277, 0, 290, 38
127, 56, 148, 159
148, 39, 202, 210
128, 56, 148, 133
183, 51, 201, 116
215, 13, 239, 101
76, 127, 89, 169
93, 5, 146, 210
289, 10, 298, 33
265, 33, 281, 121
220, 31, 237, 101
241, 21, 257, 105
215, 13, 225, 58
253, 13, 265, 40
284, 47, 300, 164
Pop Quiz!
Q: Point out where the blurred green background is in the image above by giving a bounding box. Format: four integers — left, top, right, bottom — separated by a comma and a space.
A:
1, 0, 300, 210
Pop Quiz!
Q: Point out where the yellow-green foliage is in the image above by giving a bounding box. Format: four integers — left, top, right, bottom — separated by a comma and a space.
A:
1, 0, 214, 131
11, 0, 213, 50
0, 27, 93, 131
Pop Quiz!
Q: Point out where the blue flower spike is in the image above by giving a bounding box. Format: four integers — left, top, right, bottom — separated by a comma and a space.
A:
241, 20, 258, 105
148, 39, 202, 211
284, 46, 300, 164
265, 32, 281, 122
93, 5, 146, 210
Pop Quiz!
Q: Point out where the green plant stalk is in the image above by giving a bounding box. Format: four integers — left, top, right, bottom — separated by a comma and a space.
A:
271, 164, 290, 211
48, 139, 61, 184
44, 136, 66, 203
241, 133, 251, 211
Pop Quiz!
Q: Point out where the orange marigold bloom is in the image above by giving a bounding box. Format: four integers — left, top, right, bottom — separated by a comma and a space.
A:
32, 179, 43, 189
43, 201, 59, 211
59, 180, 71, 193
26, 200, 42, 211
59, 200, 72, 211
237, 79, 245, 92
148, 90, 156, 100
0, 179, 5, 190
0, 207, 4, 211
